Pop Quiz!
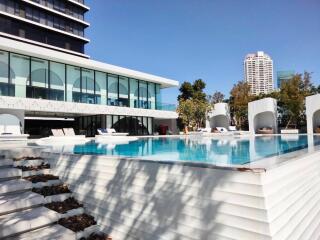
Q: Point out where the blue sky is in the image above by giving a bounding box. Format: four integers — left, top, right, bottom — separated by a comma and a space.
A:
85, 0, 320, 104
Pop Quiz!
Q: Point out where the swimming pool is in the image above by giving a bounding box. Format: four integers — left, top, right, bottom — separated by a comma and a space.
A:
71, 135, 320, 165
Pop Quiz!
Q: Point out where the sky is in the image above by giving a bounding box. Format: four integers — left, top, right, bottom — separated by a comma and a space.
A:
85, 0, 320, 104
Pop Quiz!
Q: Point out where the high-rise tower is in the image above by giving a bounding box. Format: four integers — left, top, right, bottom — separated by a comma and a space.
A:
0, 0, 90, 57
244, 51, 274, 95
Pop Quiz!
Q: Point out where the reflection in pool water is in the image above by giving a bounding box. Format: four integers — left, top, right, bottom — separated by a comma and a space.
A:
70, 135, 320, 165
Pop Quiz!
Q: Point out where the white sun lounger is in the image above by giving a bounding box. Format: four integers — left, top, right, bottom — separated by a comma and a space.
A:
97, 128, 129, 136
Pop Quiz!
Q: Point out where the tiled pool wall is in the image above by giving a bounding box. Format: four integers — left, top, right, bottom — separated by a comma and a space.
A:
2, 147, 320, 240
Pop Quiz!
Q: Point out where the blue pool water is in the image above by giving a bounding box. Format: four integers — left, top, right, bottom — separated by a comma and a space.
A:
72, 135, 320, 165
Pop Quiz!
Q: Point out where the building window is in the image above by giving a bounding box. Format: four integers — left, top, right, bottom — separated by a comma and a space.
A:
81, 68, 94, 104
130, 78, 138, 108
107, 74, 118, 106
95, 71, 107, 105
0, 50, 14, 96
66, 65, 80, 102
50, 61, 65, 101
118, 76, 129, 107
27, 57, 49, 99
10, 53, 30, 98
139, 81, 148, 109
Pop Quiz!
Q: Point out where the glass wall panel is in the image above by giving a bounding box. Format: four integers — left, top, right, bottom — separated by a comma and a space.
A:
148, 117, 153, 135
81, 68, 94, 104
106, 115, 112, 129
0, 50, 13, 96
148, 82, 156, 109
50, 61, 65, 101
118, 76, 129, 107
28, 57, 49, 99
139, 81, 148, 109
155, 84, 161, 109
107, 74, 118, 106
95, 71, 107, 105
112, 115, 119, 129
10, 53, 30, 98
66, 65, 80, 102
130, 78, 138, 108
142, 117, 148, 135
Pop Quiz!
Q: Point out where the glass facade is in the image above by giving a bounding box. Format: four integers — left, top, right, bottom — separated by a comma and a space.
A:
75, 114, 154, 137
0, 49, 167, 110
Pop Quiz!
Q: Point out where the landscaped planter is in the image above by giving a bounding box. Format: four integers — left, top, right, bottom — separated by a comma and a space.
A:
33, 184, 72, 203
80, 233, 112, 240
45, 197, 84, 218
16, 163, 50, 172
24, 174, 59, 183
22, 169, 52, 177
24, 174, 61, 188
59, 214, 99, 239
17, 163, 51, 177
13, 156, 44, 161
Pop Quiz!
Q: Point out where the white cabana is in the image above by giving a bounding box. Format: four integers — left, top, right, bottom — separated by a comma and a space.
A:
248, 98, 278, 135
306, 94, 320, 134
207, 103, 231, 129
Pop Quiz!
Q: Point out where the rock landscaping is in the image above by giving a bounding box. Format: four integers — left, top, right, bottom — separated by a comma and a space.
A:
16, 163, 50, 171
58, 214, 97, 232
45, 197, 83, 214
24, 174, 59, 183
80, 233, 112, 240
32, 184, 71, 197
13, 156, 44, 161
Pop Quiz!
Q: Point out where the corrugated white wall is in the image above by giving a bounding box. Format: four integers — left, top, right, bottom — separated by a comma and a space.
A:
2, 147, 320, 240
45, 153, 274, 240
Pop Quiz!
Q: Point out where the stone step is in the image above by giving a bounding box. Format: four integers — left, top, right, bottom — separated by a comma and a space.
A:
0, 207, 60, 238
0, 192, 44, 216
13, 160, 45, 167
8, 224, 76, 240
0, 159, 13, 168
0, 179, 32, 195
0, 168, 21, 181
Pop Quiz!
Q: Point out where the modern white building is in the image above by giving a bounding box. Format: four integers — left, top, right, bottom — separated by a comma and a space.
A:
244, 51, 274, 95
248, 98, 278, 134
0, 0, 179, 137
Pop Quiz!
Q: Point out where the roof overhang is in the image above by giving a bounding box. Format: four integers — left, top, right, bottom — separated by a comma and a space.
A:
0, 37, 179, 88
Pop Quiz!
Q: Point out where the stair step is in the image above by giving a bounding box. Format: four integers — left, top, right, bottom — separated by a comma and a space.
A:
0, 179, 32, 195
0, 192, 44, 215
0, 207, 60, 238
0, 168, 21, 181
9, 224, 76, 240
13, 160, 45, 167
22, 169, 51, 178
0, 159, 13, 168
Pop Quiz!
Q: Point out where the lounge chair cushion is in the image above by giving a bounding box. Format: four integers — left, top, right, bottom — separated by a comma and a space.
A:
51, 129, 64, 137
63, 128, 76, 136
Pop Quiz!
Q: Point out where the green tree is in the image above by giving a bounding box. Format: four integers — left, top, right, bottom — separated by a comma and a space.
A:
177, 79, 209, 130
279, 75, 305, 128
177, 99, 196, 132
177, 82, 194, 101
208, 91, 225, 105
229, 81, 252, 130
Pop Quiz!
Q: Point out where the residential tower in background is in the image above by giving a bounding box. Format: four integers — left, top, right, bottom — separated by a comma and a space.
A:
244, 51, 274, 95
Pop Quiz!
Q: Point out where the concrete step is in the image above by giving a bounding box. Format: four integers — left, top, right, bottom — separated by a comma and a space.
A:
22, 169, 51, 178
9, 224, 76, 240
0, 206, 60, 238
13, 160, 45, 167
0, 179, 32, 195
0, 168, 21, 181
0, 192, 44, 216
0, 159, 13, 168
